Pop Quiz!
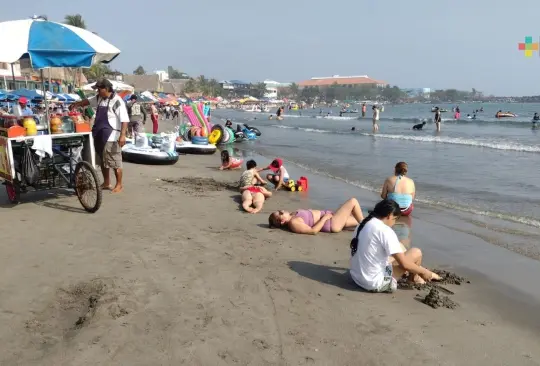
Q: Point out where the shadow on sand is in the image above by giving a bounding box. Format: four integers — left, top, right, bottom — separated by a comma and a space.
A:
287, 261, 365, 292
0, 188, 83, 212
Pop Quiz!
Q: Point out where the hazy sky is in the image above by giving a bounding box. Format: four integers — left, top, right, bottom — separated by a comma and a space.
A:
2, 0, 540, 95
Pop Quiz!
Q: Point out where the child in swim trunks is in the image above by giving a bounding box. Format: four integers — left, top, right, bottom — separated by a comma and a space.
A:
239, 159, 267, 191
259, 158, 290, 190
220, 150, 243, 170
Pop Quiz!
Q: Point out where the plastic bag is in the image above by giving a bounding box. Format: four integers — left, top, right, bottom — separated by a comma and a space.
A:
160, 134, 175, 153
135, 134, 149, 148
22, 144, 40, 186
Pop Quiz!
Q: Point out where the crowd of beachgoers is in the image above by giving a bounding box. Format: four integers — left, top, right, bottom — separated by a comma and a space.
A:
220, 153, 442, 293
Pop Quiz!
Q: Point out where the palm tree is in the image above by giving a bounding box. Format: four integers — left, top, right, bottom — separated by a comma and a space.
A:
84, 64, 112, 81
289, 82, 300, 99
196, 75, 209, 95
133, 66, 146, 75
64, 14, 86, 29
207, 78, 222, 97
184, 78, 197, 93
64, 14, 87, 88
251, 82, 268, 98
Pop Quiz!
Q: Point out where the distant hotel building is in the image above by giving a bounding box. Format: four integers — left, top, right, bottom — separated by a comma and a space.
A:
298, 75, 387, 88
402, 87, 431, 98
263, 80, 291, 99
219, 79, 291, 99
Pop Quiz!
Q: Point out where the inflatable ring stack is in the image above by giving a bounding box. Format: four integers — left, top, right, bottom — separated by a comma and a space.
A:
176, 134, 217, 155
192, 136, 209, 145
208, 129, 221, 145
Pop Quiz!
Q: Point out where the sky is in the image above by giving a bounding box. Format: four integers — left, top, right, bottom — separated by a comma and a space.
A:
2, 0, 540, 96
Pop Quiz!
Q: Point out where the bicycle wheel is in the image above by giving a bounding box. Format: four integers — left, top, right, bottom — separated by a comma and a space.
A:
5, 181, 20, 204
74, 161, 102, 213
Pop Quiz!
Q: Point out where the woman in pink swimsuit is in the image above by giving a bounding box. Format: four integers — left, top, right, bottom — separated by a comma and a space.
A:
268, 198, 364, 234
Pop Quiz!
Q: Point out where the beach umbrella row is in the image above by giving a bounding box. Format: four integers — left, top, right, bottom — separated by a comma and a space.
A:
0, 88, 80, 102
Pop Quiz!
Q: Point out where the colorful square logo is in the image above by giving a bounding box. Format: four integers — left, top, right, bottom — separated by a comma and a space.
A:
518, 36, 539, 57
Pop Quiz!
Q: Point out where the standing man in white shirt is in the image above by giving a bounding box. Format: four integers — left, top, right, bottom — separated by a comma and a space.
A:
70, 79, 129, 193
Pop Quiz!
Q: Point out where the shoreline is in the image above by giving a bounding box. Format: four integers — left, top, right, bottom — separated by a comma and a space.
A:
0, 123, 538, 364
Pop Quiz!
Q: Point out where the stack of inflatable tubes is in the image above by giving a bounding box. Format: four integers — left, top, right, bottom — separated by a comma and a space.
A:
192, 136, 208, 145
122, 144, 179, 165
176, 141, 217, 155
211, 124, 237, 144
208, 129, 221, 145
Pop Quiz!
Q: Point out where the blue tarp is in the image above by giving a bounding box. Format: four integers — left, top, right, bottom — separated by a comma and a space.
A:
0, 89, 20, 101
61, 93, 76, 102
54, 93, 67, 102
12, 88, 44, 101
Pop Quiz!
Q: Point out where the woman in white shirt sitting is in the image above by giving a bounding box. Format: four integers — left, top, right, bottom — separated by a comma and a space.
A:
349, 199, 441, 293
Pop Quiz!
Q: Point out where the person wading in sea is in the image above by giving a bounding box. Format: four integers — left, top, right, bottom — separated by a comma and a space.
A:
372, 105, 380, 132
434, 107, 442, 132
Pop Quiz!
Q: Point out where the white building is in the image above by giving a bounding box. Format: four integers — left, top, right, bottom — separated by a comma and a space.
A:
153, 70, 169, 82
0, 62, 21, 78
263, 80, 291, 99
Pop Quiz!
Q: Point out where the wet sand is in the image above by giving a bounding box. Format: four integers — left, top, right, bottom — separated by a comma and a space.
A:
0, 150, 539, 365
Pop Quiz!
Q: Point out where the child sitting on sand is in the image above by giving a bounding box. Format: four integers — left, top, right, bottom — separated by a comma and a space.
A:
239, 160, 267, 189
259, 158, 290, 191
219, 150, 243, 170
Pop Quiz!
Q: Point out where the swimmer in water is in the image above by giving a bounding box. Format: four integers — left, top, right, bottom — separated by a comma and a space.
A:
434, 107, 442, 131
351, 127, 356, 131
533, 113, 539, 129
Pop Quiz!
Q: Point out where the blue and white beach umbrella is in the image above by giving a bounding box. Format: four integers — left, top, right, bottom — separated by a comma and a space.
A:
0, 18, 120, 69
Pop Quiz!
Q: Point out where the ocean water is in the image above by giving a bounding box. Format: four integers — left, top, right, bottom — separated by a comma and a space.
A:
214, 102, 540, 230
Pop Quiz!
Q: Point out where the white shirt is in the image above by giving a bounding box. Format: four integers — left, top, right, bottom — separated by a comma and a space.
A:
350, 218, 404, 291
89, 94, 129, 142
279, 166, 290, 180
373, 109, 380, 121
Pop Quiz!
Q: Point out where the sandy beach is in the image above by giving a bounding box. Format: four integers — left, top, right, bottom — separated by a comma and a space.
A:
0, 134, 539, 365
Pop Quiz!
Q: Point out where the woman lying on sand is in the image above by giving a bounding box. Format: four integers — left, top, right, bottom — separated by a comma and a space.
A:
349, 199, 441, 293
268, 198, 364, 234
239, 159, 272, 214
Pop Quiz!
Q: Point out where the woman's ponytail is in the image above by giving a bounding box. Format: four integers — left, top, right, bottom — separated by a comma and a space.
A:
350, 199, 401, 257
350, 214, 374, 256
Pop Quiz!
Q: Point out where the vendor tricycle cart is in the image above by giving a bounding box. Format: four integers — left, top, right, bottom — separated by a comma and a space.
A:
0, 131, 102, 213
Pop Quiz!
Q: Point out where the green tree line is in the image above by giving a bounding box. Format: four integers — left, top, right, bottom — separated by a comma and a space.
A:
278, 83, 483, 104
